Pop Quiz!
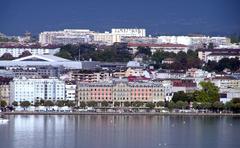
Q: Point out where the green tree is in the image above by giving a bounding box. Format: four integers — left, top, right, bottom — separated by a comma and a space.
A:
201, 102, 212, 110
55, 50, 72, 59
34, 100, 41, 107
55, 43, 132, 62
156, 101, 165, 107
20, 101, 31, 110
175, 101, 188, 109
145, 102, 155, 109
132, 101, 143, 107
192, 101, 200, 109
44, 100, 54, 107
167, 101, 176, 111
56, 100, 65, 107
212, 101, 224, 112
79, 101, 86, 108
232, 98, 240, 104
124, 101, 131, 107
0, 100, 7, 107
172, 91, 190, 102
12, 101, 18, 106
101, 101, 109, 107
151, 51, 176, 64
233, 103, 240, 113
40, 99, 45, 106
204, 61, 218, 72
65, 101, 76, 107
186, 50, 202, 69
195, 81, 219, 103
224, 101, 234, 111
204, 58, 240, 72
87, 101, 97, 107
228, 98, 240, 113
136, 46, 152, 56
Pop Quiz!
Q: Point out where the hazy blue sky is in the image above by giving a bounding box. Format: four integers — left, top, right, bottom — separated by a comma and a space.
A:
0, 0, 239, 36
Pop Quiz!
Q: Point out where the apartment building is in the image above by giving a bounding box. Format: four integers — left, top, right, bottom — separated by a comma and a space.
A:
92, 32, 114, 45
128, 43, 188, 54
71, 71, 112, 82
220, 88, 240, 103
39, 29, 95, 45
211, 76, 240, 91
10, 78, 65, 103
197, 49, 240, 62
206, 53, 240, 62
0, 77, 12, 104
157, 36, 231, 47
111, 28, 146, 43
7, 66, 63, 78
77, 79, 164, 106
0, 45, 60, 57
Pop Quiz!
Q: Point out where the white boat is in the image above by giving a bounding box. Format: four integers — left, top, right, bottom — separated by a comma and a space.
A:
0, 118, 9, 124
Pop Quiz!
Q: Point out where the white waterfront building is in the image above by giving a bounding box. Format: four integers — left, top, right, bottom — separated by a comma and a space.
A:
10, 78, 65, 103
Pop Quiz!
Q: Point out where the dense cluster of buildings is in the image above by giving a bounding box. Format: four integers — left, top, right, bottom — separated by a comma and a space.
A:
0, 54, 240, 105
39, 28, 146, 45
38, 28, 236, 49
0, 28, 240, 107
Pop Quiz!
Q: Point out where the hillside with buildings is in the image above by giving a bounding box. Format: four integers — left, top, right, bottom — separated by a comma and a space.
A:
1, 28, 240, 113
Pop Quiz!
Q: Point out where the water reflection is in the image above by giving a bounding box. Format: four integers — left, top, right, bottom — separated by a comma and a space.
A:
0, 115, 239, 148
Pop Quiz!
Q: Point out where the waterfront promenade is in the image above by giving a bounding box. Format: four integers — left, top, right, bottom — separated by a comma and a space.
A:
1, 111, 240, 116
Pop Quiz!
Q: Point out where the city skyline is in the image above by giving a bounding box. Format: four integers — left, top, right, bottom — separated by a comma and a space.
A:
1, 0, 240, 36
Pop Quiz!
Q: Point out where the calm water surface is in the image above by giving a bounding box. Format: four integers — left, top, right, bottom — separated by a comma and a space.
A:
0, 115, 240, 148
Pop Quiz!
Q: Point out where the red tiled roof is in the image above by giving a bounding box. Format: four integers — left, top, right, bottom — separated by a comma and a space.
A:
172, 79, 196, 87
128, 76, 150, 82
128, 43, 188, 48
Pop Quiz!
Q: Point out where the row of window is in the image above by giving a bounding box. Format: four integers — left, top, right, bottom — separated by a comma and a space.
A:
79, 93, 163, 96
79, 97, 157, 101
79, 88, 163, 92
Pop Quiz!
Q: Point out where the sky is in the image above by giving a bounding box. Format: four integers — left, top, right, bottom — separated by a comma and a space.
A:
0, 0, 240, 36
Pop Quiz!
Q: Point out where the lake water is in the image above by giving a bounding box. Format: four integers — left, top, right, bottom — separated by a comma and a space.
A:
0, 115, 240, 148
